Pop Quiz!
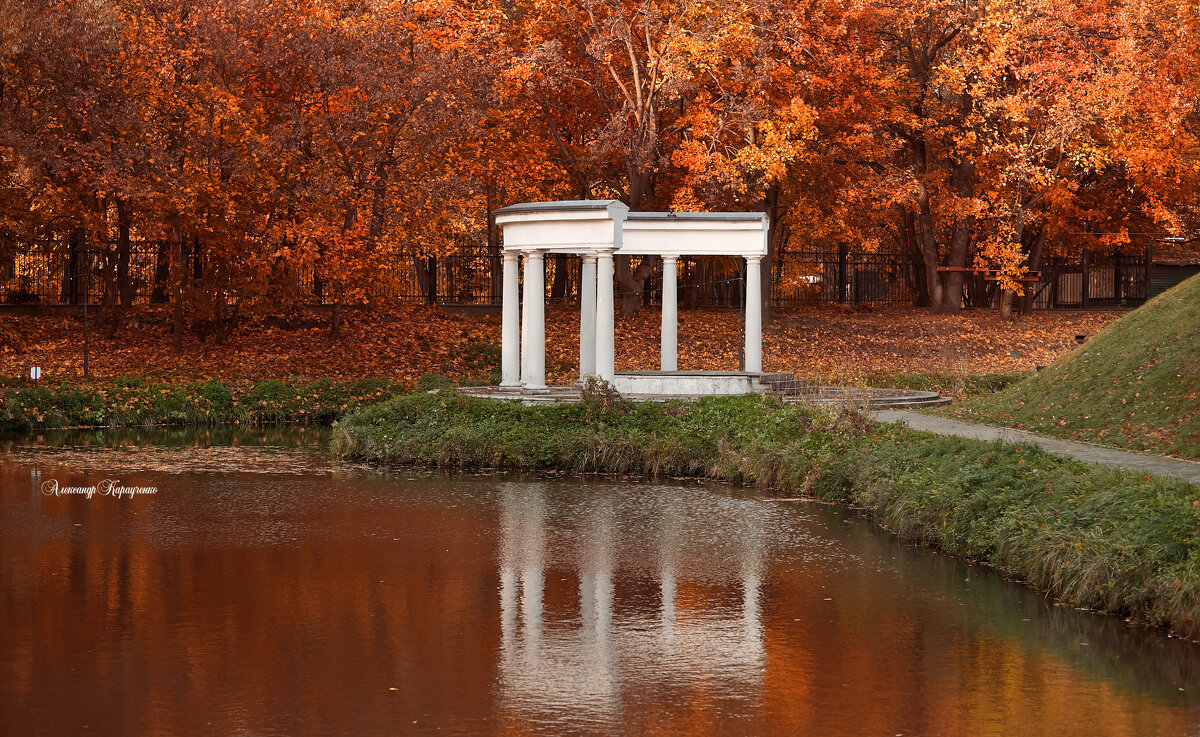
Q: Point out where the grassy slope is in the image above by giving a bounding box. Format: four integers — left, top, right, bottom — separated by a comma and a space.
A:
333, 393, 1200, 638
947, 274, 1200, 459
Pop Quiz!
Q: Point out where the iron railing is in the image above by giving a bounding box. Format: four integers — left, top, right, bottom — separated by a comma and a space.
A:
0, 239, 1152, 310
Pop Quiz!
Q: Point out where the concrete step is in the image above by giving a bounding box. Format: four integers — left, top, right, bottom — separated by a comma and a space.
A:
759, 372, 812, 397
775, 388, 950, 410
767, 385, 811, 396
757, 372, 798, 385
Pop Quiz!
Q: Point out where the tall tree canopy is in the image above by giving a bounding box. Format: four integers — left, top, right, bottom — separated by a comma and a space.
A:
0, 0, 1195, 326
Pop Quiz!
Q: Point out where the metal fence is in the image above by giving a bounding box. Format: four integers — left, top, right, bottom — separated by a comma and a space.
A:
773, 245, 1151, 309
772, 245, 920, 306
963, 248, 1151, 310
0, 241, 506, 307
1024, 250, 1150, 308
0, 242, 179, 306
1, 239, 1153, 311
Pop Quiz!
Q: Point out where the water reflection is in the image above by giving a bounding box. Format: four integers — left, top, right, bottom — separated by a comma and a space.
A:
495, 485, 767, 730
1, 433, 1200, 737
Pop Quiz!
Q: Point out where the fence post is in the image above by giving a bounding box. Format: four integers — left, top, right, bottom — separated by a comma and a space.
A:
192, 237, 203, 281
837, 244, 849, 304
1143, 243, 1153, 302
65, 230, 85, 304
426, 255, 437, 305
1114, 254, 1123, 304
1081, 249, 1090, 309
1048, 260, 1055, 308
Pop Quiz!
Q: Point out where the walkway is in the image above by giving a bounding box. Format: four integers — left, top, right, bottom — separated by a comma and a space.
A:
870, 410, 1200, 486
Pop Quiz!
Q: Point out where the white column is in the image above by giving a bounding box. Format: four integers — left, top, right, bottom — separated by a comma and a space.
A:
745, 255, 763, 373
579, 255, 597, 381
521, 250, 547, 391
660, 255, 678, 371
500, 252, 521, 388
595, 250, 615, 382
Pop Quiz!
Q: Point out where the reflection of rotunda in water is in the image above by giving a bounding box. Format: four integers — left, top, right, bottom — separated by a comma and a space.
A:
495, 483, 767, 727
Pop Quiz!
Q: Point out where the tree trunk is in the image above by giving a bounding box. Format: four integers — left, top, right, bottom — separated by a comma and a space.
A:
313, 239, 325, 302
761, 185, 779, 324
211, 303, 238, 346
900, 208, 928, 307
1000, 210, 1028, 320
550, 254, 569, 299
628, 166, 654, 212
1020, 228, 1048, 315
913, 187, 944, 312
939, 157, 976, 315
486, 189, 502, 303
172, 228, 184, 351
368, 158, 390, 247
96, 204, 131, 339
415, 255, 437, 302
619, 164, 657, 315
615, 255, 656, 315
192, 233, 203, 281
152, 240, 170, 303
116, 198, 133, 310
64, 228, 86, 304
999, 288, 1014, 319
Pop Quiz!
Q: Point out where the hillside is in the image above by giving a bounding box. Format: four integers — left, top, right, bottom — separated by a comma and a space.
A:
948, 274, 1200, 459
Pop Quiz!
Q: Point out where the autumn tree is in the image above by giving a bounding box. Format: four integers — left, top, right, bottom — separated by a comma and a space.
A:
3, 0, 1198, 342
499, 0, 818, 314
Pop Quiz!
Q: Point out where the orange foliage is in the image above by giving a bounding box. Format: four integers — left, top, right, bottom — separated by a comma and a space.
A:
0, 0, 1196, 329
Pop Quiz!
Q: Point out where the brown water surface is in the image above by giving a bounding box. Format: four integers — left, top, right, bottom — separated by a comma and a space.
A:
2, 427, 1199, 736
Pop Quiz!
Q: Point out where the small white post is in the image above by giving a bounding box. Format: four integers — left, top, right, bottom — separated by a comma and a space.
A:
595, 250, 616, 383
579, 255, 597, 381
500, 252, 521, 388
660, 255, 678, 371
521, 250, 547, 391
745, 255, 763, 373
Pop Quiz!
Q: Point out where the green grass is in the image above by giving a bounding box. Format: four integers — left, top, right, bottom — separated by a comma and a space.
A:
944, 274, 1200, 459
0, 377, 406, 432
850, 371, 1026, 397
333, 391, 1200, 638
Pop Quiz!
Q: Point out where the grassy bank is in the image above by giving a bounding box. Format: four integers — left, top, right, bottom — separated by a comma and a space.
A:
0, 375, 413, 432
0, 368, 1021, 434
333, 391, 1200, 638
946, 273, 1200, 459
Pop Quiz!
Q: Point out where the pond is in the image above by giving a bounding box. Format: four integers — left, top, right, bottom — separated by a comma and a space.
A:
2, 427, 1199, 736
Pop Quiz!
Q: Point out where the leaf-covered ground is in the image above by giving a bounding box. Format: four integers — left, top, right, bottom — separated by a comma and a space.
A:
947, 274, 1200, 460
0, 304, 1118, 387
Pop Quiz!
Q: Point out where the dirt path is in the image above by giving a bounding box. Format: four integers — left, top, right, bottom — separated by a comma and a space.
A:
871, 410, 1200, 486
